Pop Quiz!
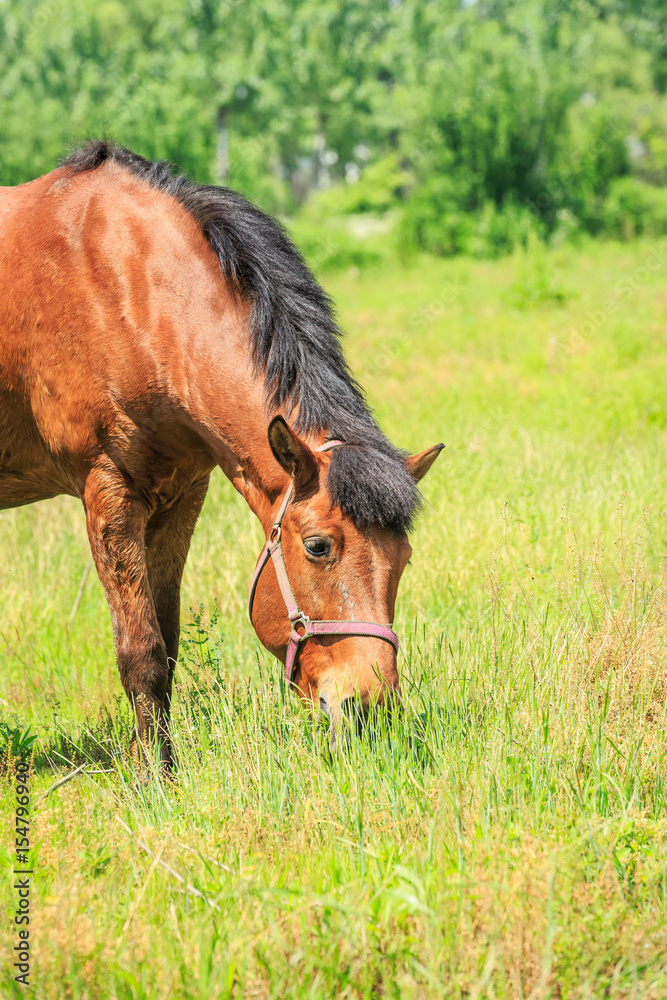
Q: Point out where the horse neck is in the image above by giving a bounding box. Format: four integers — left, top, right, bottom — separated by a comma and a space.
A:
177, 308, 325, 534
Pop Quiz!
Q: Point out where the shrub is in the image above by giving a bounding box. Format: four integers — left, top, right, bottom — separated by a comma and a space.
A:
301, 155, 411, 218
287, 217, 390, 273
400, 179, 546, 259
602, 176, 667, 240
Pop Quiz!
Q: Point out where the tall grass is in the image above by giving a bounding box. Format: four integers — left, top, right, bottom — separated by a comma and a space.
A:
1, 239, 666, 997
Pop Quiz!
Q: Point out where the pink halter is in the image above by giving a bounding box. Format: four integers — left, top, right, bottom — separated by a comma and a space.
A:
247, 441, 400, 684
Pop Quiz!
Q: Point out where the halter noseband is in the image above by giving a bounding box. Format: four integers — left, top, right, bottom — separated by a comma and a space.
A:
247, 440, 400, 684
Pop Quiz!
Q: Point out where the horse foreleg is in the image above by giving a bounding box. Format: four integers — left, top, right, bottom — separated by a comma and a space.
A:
145, 476, 210, 721
83, 460, 172, 771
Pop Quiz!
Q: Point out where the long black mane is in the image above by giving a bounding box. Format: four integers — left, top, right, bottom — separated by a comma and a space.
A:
62, 141, 420, 532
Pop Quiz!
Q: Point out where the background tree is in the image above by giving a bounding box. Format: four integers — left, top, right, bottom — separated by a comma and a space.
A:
1, 0, 666, 254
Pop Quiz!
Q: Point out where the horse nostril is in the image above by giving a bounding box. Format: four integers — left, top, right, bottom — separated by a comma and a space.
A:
319, 694, 331, 718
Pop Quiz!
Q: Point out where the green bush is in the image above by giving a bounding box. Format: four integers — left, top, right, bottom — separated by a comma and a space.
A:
400, 179, 546, 259
301, 155, 411, 218
467, 201, 548, 258
397, 175, 472, 257
287, 217, 391, 273
602, 176, 667, 240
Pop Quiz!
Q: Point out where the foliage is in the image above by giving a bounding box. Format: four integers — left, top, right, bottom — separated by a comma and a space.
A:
1, 1, 667, 258
301, 155, 412, 217
287, 215, 395, 273
603, 176, 667, 240
399, 185, 546, 258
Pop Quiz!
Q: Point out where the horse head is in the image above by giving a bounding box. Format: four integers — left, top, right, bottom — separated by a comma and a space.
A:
248, 416, 443, 736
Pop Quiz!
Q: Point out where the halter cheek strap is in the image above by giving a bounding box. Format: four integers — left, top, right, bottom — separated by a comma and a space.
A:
247, 441, 400, 684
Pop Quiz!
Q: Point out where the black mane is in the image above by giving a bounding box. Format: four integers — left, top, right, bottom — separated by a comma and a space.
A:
61, 141, 420, 532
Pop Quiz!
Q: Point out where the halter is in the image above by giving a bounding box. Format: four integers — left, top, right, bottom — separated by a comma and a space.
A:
247, 440, 400, 684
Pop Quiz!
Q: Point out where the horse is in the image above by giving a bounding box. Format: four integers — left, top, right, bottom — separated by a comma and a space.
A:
0, 141, 442, 766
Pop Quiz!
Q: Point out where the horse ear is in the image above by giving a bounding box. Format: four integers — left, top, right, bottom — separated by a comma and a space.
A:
405, 443, 444, 482
268, 416, 318, 487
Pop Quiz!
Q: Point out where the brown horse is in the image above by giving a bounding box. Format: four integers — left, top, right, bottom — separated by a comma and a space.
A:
0, 142, 442, 764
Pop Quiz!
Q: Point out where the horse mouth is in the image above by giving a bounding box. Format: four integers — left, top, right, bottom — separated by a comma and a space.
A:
318, 687, 399, 745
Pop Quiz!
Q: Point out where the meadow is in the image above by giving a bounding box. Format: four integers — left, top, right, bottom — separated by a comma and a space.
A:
1, 236, 666, 998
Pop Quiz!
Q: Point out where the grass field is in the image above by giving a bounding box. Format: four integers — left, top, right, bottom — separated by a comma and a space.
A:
1, 237, 667, 998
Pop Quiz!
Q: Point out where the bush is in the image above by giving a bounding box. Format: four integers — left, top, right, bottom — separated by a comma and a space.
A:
399, 178, 546, 259
602, 177, 667, 240
301, 155, 411, 217
467, 201, 547, 258
287, 217, 391, 273
288, 158, 409, 272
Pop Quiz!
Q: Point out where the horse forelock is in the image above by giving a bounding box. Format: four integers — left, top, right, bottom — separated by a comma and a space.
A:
326, 445, 420, 534
61, 140, 421, 533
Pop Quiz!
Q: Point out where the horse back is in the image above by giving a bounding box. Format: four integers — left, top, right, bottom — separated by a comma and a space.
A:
0, 163, 233, 507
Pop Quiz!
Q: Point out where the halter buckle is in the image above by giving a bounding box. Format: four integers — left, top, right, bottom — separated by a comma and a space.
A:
270, 523, 282, 543
288, 610, 311, 637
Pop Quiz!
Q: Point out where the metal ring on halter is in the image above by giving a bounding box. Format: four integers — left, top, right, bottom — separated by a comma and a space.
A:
247, 439, 400, 684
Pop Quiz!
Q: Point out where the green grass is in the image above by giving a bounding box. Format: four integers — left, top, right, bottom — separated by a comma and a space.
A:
1, 237, 667, 998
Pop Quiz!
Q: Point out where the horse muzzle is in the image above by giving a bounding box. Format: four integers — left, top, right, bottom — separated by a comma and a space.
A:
317, 667, 400, 741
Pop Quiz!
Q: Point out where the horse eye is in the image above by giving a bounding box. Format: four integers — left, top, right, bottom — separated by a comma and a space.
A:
304, 536, 330, 558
